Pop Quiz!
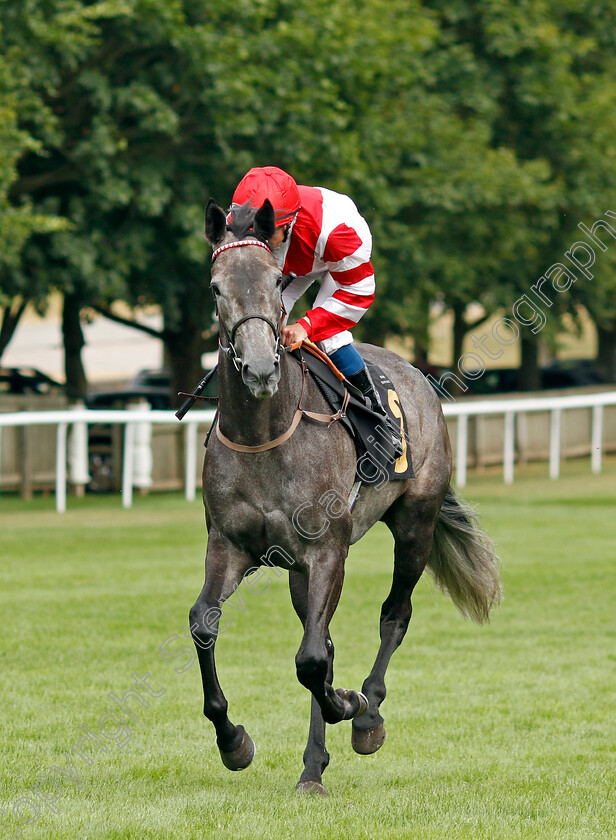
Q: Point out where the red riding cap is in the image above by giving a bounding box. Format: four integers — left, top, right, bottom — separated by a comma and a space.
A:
232, 166, 301, 227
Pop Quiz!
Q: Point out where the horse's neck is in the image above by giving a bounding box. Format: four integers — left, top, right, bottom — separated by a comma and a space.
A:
217, 352, 300, 447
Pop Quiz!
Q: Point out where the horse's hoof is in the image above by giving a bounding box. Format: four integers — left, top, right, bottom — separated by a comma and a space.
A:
219, 729, 256, 771
295, 780, 329, 796
352, 722, 386, 755
335, 688, 369, 719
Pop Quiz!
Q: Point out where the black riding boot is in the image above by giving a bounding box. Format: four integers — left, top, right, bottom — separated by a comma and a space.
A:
346, 366, 403, 458
347, 366, 385, 413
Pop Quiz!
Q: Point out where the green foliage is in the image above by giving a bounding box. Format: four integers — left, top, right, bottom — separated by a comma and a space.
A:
0, 47, 66, 278
362, 0, 616, 361
1, 0, 616, 385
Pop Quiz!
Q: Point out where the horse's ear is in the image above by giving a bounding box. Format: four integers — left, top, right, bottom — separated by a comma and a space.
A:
205, 198, 227, 246
253, 199, 276, 243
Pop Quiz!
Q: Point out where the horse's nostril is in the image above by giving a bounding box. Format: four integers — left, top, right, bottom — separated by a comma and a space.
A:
243, 363, 277, 383
242, 361, 281, 397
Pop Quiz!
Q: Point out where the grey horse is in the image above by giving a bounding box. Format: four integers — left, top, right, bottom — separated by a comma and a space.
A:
189, 198, 501, 795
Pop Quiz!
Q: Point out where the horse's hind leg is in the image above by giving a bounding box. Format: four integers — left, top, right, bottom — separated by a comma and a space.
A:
289, 569, 333, 796
352, 498, 439, 755
189, 530, 255, 770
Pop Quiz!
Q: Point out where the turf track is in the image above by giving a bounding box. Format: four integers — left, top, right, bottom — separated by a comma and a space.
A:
1, 458, 614, 839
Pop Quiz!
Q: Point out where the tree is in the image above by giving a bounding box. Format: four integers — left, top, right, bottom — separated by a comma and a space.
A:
415, 0, 616, 388
3, 0, 221, 398
0, 17, 67, 360
5, 0, 616, 398
2, 0, 442, 398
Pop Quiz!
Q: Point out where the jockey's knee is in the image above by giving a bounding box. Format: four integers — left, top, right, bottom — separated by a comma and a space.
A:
327, 343, 365, 378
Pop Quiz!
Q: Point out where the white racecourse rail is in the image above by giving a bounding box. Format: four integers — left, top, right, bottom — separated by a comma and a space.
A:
0, 408, 213, 513
0, 390, 615, 513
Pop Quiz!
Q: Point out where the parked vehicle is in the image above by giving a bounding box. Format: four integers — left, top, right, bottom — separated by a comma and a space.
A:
422, 358, 608, 397
0, 367, 62, 395
540, 359, 607, 389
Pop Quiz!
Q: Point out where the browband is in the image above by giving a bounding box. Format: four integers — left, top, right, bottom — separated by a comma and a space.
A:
211, 239, 271, 263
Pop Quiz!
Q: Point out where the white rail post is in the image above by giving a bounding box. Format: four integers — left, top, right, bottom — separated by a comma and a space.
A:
55, 422, 68, 514
456, 414, 468, 488
503, 411, 515, 485
184, 421, 198, 502
68, 401, 90, 495
122, 421, 136, 509
549, 408, 562, 480
130, 400, 153, 494
591, 405, 603, 474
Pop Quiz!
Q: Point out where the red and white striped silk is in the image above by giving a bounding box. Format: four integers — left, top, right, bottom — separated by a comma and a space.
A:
279, 186, 375, 343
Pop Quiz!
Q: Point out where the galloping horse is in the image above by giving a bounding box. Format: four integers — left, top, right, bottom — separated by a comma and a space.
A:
189, 198, 501, 795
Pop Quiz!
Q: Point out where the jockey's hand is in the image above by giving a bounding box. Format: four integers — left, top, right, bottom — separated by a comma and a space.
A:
281, 322, 308, 346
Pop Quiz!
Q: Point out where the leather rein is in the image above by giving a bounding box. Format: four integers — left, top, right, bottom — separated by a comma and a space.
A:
210, 237, 350, 454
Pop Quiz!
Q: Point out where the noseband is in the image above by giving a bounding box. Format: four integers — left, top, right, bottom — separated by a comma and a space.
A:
211, 238, 284, 371
221, 313, 283, 371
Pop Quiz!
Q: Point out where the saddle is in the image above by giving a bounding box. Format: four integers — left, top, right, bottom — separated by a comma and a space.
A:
290, 344, 414, 485
198, 341, 413, 486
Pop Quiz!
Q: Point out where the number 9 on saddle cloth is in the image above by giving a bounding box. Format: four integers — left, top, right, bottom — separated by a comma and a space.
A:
289, 348, 414, 486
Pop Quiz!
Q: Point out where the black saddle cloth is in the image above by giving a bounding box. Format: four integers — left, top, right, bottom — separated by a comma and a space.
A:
290, 348, 414, 484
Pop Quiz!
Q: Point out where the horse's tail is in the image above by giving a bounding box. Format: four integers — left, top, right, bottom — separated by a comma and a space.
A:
426, 487, 502, 624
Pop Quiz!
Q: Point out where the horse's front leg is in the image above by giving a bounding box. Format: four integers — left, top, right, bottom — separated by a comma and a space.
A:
189, 529, 254, 770
294, 548, 368, 726
289, 569, 334, 795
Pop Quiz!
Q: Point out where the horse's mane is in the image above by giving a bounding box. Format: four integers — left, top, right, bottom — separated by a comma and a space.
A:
228, 201, 258, 240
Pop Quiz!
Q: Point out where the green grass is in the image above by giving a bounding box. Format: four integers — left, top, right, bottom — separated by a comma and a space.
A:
1, 462, 615, 840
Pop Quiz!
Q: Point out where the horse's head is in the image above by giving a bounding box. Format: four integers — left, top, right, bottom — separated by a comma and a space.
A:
206, 198, 284, 399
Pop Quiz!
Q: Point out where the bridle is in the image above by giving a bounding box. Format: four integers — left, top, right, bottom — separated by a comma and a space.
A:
207, 235, 349, 453
218, 312, 284, 372
211, 238, 285, 372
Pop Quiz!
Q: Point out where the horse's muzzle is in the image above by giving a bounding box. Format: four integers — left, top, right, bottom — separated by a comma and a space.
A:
241, 360, 281, 398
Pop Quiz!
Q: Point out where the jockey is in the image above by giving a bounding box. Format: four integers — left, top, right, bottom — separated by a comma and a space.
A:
230, 165, 390, 421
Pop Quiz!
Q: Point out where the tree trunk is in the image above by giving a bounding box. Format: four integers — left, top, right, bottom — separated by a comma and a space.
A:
414, 341, 428, 365
447, 303, 469, 397
410, 292, 431, 364
165, 328, 208, 411
518, 336, 541, 391
160, 275, 219, 409
596, 324, 616, 383
62, 292, 88, 400
0, 299, 28, 362
452, 303, 468, 370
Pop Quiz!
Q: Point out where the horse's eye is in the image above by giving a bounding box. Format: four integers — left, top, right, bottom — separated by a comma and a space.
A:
276, 275, 283, 288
